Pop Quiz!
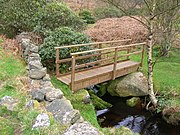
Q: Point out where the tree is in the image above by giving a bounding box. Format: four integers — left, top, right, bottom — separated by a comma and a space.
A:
155, 0, 180, 56
101, 0, 180, 107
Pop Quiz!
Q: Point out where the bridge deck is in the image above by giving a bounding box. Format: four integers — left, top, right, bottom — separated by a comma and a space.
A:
57, 60, 140, 91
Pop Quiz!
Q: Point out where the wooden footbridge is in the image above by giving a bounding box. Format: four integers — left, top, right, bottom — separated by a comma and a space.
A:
55, 39, 146, 92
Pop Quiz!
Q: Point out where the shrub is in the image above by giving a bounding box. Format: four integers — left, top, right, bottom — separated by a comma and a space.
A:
0, 0, 46, 37
0, 0, 85, 37
79, 9, 95, 24
94, 6, 123, 20
39, 27, 92, 71
34, 2, 85, 34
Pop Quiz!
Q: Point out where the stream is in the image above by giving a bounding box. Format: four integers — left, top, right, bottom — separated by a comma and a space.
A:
96, 93, 180, 135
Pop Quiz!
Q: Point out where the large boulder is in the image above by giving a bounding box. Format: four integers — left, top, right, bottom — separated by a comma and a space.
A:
107, 72, 148, 97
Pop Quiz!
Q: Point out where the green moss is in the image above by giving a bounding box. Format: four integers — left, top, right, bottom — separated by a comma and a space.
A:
89, 90, 112, 110
107, 79, 120, 96
126, 97, 140, 107
97, 84, 107, 97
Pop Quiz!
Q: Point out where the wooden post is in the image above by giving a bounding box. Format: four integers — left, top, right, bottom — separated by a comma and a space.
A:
140, 44, 145, 67
127, 47, 130, 60
56, 48, 60, 77
98, 43, 102, 65
112, 48, 118, 80
71, 55, 76, 92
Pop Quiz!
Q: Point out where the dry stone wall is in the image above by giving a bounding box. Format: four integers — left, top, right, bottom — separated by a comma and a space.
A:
17, 32, 101, 134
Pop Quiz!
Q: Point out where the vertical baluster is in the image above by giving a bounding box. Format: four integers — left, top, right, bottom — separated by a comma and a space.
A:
71, 55, 76, 92
56, 48, 60, 77
112, 48, 118, 80
141, 44, 145, 67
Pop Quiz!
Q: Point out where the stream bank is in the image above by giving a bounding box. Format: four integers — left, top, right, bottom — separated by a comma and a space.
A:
95, 92, 180, 135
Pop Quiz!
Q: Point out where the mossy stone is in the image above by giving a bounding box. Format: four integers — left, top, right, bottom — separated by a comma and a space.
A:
126, 97, 141, 107
89, 90, 112, 110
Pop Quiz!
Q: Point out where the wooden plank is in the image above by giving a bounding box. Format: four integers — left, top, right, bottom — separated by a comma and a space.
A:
75, 57, 114, 69
71, 42, 146, 56
57, 60, 140, 90
54, 39, 131, 49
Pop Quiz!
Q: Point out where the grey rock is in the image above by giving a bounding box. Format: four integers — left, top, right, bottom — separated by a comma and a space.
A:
63, 121, 100, 135
32, 113, 50, 130
45, 89, 63, 101
31, 90, 44, 102
28, 56, 41, 62
21, 38, 30, 50
83, 92, 91, 104
25, 100, 34, 108
60, 110, 80, 124
39, 87, 54, 95
43, 74, 51, 81
40, 81, 53, 88
24, 47, 30, 56
29, 79, 41, 89
30, 44, 38, 53
29, 67, 47, 79
107, 72, 148, 97
29, 53, 40, 58
46, 98, 74, 123
0, 96, 19, 111
29, 60, 43, 70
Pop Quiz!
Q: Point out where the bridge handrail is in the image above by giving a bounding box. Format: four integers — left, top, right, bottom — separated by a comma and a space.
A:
71, 42, 146, 56
54, 39, 131, 49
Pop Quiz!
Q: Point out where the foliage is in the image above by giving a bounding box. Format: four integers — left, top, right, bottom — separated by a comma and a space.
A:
94, 6, 123, 20
33, 2, 85, 34
0, 0, 85, 37
39, 27, 92, 70
79, 9, 95, 24
0, 0, 46, 37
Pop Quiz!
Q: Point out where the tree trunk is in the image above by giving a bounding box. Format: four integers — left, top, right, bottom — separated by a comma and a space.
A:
147, 32, 158, 107
146, 0, 158, 108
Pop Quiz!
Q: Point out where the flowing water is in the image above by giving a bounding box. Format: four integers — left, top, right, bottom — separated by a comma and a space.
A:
96, 93, 180, 135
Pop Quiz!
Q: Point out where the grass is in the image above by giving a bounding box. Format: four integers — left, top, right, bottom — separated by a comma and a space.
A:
51, 76, 100, 128
130, 48, 180, 92
0, 46, 65, 135
130, 48, 180, 109
0, 47, 26, 81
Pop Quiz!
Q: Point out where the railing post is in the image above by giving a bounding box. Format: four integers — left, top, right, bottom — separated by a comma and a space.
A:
98, 43, 102, 65
127, 47, 131, 60
71, 55, 76, 92
56, 48, 60, 77
112, 47, 118, 80
140, 44, 145, 67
